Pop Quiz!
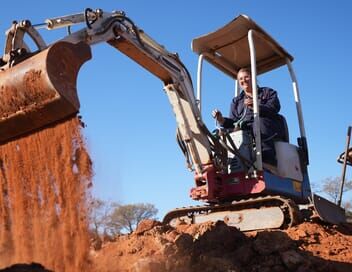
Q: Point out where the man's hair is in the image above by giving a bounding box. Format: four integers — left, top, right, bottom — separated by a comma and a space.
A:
237, 67, 251, 79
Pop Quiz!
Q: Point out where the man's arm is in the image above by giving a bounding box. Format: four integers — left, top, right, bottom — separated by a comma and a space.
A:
212, 109, 235, 128
258, 88, 281, 116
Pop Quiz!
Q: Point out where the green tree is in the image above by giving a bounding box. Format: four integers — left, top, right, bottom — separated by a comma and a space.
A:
109, 203, 158, 233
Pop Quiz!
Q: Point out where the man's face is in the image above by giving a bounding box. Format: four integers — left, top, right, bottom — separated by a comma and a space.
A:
238, 71, 252, 93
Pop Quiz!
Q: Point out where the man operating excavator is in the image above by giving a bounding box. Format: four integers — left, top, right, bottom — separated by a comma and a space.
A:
0, 8, 346, 230
212, 68, 286, 166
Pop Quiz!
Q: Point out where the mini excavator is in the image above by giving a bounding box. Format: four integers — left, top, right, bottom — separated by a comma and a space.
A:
0, 8, 346, 231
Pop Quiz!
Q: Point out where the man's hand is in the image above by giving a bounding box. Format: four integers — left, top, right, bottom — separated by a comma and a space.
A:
212, 109, 225, 125
244, 97, 253, 108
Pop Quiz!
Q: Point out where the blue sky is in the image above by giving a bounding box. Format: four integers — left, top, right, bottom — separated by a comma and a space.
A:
1, 1, 351, 217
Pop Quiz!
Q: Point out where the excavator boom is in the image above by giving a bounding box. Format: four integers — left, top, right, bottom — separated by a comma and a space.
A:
0, 8, 214, 175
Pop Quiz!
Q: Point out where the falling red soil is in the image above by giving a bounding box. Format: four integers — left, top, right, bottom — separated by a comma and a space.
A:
0, 117, 92, 272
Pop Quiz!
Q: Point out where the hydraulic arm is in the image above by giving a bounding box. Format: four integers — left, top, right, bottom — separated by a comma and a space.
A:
0, 8, 217, 175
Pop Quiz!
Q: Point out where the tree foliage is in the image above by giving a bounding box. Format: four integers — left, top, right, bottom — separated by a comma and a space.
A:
89, 199, 158, 236
110, 203, 158, 233
88, 198, 120, 237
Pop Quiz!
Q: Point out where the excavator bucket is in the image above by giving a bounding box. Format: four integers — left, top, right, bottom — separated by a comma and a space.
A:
0, 41, 91, 143
312, 194, 346, 225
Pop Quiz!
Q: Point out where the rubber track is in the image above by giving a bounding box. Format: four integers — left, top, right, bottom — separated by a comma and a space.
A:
163, 195, 301, 230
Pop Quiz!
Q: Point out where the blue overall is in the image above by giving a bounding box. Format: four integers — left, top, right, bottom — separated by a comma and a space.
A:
222, 87, 286, 165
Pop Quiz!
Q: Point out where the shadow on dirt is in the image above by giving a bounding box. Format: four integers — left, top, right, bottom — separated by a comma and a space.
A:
0, 263, 52, 272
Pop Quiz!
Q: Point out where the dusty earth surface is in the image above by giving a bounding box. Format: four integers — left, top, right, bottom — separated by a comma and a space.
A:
88, 219, 352, 272
1, 219, 352, 272
0, 220, 352, 272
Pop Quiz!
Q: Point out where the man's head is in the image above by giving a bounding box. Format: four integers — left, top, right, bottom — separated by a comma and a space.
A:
237, 68, 252, 94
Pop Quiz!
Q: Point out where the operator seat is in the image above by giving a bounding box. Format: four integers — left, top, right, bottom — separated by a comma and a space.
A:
277, 114, 289, 143
271, 114, 303, 181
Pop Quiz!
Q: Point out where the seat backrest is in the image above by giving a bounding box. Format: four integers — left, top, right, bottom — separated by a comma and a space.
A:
278, 114, 289, 142
275, 141, 303, 181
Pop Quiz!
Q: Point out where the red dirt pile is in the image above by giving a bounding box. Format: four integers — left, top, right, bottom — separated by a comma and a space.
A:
91, 219, 352, 272
0, 117, 92, 272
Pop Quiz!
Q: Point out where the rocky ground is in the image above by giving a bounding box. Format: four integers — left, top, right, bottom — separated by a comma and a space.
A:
1, 219, 351, 272
88, 219, 352, 272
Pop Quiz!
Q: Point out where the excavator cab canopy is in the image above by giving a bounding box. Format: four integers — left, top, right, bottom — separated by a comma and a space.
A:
192, 14, 293, 78
191, 14, 306, 172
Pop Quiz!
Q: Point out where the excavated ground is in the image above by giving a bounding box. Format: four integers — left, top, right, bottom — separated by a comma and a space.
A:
89, 219, 352, 272
1, 219, 352, 272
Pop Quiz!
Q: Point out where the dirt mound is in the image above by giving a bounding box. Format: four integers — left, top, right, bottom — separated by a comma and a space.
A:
0, 117, 92, 272
91, 219, 352, 272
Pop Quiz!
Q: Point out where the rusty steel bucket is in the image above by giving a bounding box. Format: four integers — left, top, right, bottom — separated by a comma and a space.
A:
0, 41, 91, 143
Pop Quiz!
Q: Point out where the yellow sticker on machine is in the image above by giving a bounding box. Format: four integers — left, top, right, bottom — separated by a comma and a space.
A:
292, 180, 302, 192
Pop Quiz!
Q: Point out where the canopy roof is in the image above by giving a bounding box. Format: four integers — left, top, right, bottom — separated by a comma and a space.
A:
192, 14, 293, 78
